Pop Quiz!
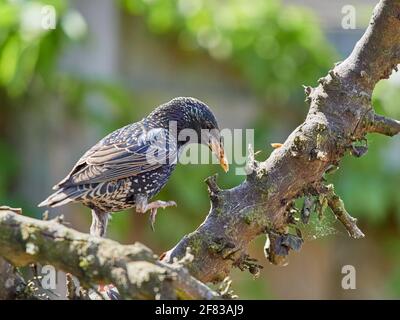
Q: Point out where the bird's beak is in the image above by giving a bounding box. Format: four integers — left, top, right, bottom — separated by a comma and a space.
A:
209, 135, 229, 173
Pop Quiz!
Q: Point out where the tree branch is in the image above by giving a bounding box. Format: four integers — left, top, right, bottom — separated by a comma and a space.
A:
317, 184, 365, 239
367, 113, 400, 136
162, 0, 400, 283
0, 210, 220, 300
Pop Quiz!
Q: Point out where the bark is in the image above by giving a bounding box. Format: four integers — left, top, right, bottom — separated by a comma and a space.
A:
0, 209, 219, 300
163, 0, 400, 283
0, 258, 26, 299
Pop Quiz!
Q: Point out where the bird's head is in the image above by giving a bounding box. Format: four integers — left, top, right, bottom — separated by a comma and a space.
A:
148, 97, 229, 172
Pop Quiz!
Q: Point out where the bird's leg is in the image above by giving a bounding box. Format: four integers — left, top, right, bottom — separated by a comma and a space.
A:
90, 208, 110, 237
89, 208, 118, 299
135, 195, 176, 231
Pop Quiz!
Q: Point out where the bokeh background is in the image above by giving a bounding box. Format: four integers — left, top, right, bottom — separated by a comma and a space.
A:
0, 0, 399, 299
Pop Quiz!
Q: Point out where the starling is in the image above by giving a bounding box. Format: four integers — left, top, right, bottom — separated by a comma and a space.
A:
39, 97, 228, 236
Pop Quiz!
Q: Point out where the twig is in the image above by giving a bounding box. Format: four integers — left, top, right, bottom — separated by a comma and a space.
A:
319, 185, 365, 239
368, 113, 400, 137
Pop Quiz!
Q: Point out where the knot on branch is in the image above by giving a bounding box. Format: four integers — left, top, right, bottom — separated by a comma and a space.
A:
317, 67, 340, 90
303, 85, 314, 104
205, 174, 222, 206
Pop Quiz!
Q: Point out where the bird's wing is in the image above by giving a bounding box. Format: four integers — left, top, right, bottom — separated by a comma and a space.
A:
54, 126, 177, 188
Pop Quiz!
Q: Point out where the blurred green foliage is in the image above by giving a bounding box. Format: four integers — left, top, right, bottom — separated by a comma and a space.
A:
122, 0, 334, 103
0, 0, 67, 96
0, 0, 136, 206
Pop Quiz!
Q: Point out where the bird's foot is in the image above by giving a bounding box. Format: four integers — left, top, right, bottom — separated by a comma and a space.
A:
148, 200, 176, 231
136, 198, 177, 231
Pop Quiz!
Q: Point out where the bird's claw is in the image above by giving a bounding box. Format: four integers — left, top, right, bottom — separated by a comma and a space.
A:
149, 208, 157, 232
162, 200, 177, 209
149, 200, 177, 231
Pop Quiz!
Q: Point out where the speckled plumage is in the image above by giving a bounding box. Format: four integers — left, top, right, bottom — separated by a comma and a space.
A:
39, 97, 223, 236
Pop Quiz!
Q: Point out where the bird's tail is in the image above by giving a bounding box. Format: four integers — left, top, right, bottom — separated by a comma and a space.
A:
38, 188, 81, 208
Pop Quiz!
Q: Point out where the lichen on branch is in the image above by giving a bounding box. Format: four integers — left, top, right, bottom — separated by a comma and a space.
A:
0, 209, 220, 300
